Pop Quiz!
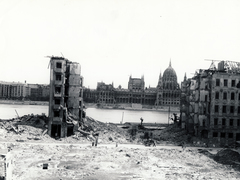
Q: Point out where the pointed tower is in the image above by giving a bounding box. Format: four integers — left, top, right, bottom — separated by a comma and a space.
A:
157, 71, 163, 89
184, 73, 187, 81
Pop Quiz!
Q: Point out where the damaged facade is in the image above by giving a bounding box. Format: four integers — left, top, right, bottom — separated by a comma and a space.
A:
48, 56, 84, 138
181, 60, 240, 146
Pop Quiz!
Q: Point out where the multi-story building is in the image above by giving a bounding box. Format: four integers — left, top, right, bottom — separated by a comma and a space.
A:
83, 61, 180, 108
48, 56, 84, 138
180, 60, 240, 146
0, 81, 49, 101
0, 81, 27, 100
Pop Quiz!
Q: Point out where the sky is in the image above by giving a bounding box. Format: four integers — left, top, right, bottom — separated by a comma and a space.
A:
0, 0, 240, 89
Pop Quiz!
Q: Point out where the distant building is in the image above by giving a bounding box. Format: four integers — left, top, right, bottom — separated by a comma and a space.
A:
180, 60, 240, 146
156, 61, 181, 107
83, 61, 180, 108
0, 81, 49, 101
0, 81, 27, 100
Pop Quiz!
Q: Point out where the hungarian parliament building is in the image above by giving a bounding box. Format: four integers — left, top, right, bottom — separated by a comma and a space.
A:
83, 62, 181, 107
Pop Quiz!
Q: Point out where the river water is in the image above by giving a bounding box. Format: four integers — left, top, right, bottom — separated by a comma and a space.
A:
0, 104, 178, 124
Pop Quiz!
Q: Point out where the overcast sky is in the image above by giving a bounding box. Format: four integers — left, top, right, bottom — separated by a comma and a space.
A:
1, 0, 240, 89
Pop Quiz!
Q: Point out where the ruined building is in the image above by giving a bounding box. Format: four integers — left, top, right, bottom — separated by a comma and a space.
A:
48, 56, 84, 138
181, 60, 240, 146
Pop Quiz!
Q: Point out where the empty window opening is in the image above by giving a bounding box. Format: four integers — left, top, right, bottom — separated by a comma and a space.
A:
223, 92, 227, 100
224, 79, 228, 87
56, 62, 62, 69
215, 105, 219, 113
55, 99, 61, 105
222, 106, 227, 113
55, 87, 61, 94
51, 124, 61, 137
56, 74, 61, 81
213, 132, 218, 137
222, 118, 226, 126
232, 80, 236, 87
229, 133, 233, 138
237, 133, 240, 141
221, 133, 226, 138
216, 79, 220, 86
214, 118, 218, 126
54, 111, 60, 117
231, 92, 235, 100
230, 119, 234, 126
230, 106, 234, 114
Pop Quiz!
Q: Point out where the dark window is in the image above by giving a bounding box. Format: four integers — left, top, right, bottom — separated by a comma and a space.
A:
215, 92, 219, 99
222, 118, 226, 126
214, 118, 218, 125
230, 106, 234, 113
222, 105, 227, 113
224, 79, 228, 86
221, 133, 226, 138
56, 62, 62, 68
238, 106, 240, 114
216, 79, 220, 86
232, 80, 236, 87
229, 133, 233, 138
215, 105, 219, 113
223, 92, 227, 100
213, 132, 218, 137
54, 111, 60, 117
203, 107, 206, 114
55, 87, 61, 94
239, 93, 240, 100
231, 92, 235, 100
230, 119, 234, 126
205, 95, 208, 101
238, 119, 240, 126
55, 99, 60, 105
56, 74, 61, 81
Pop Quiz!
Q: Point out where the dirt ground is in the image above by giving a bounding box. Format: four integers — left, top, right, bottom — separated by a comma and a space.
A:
1, 115, 240, 179
0, 142, 239, 180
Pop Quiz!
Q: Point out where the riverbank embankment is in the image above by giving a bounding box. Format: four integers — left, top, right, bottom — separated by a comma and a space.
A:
85, 103, 180, 112
0, 100, 48, 106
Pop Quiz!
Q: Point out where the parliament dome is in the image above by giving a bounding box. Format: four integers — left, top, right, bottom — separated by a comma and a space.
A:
162, 61, 178, 90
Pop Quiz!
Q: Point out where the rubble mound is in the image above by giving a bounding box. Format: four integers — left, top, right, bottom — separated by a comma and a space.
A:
213, 149, 240, 165
157, 124, 189, 144
78, 116, 132, 144
0, 114, 133, 144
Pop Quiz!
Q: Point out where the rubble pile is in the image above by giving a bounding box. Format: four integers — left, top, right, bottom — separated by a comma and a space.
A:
77, 116, 132, 144
156, 124, 189, 144
0, 114, 133, 144
214, 148, 240, 165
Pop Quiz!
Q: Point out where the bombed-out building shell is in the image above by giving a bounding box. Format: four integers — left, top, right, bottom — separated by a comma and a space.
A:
48, 56, 84, 138
181, 60, 240, 146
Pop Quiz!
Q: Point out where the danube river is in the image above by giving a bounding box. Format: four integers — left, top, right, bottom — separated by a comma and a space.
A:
0, 104, 179, 124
